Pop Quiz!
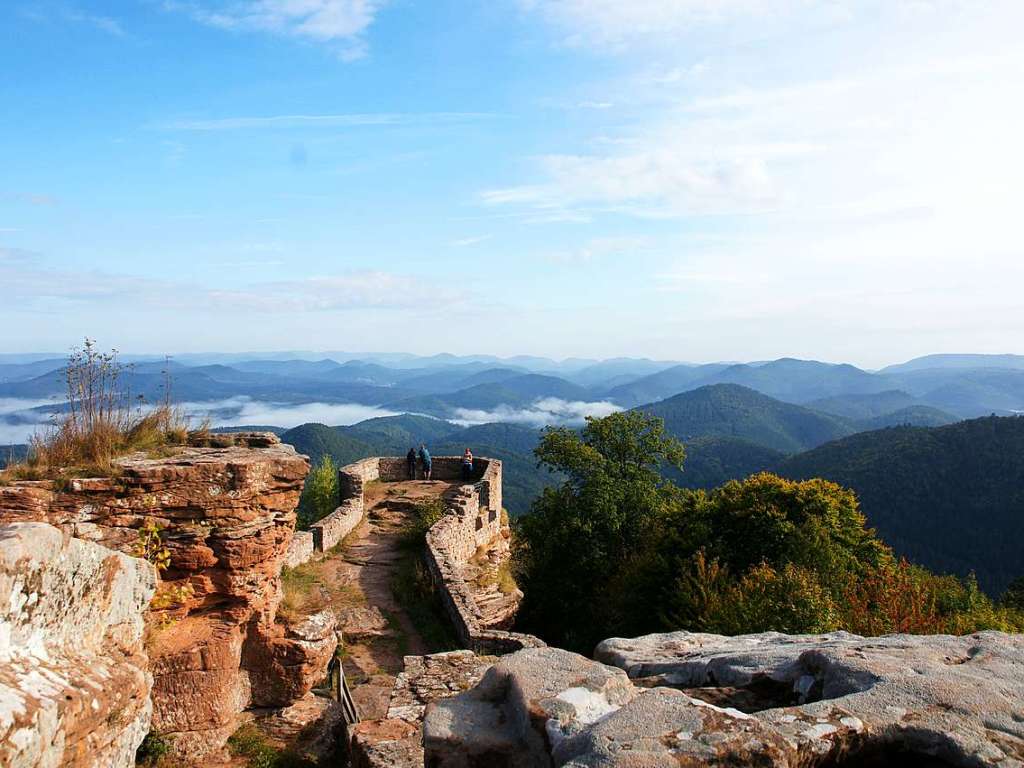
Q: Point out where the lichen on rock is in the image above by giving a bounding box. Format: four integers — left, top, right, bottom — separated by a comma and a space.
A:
0, 522, 157, 768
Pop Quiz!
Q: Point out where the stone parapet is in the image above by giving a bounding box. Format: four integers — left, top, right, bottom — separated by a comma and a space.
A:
285, 530, 314, 568
422, 458, 541, 655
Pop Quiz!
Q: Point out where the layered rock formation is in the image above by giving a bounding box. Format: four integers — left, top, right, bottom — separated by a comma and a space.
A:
0, 522, 156, 768
424, 631, 1024, 767
0, 433, 334, 762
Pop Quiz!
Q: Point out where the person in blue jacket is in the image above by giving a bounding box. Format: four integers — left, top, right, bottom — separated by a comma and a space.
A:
418, 444, 432, 481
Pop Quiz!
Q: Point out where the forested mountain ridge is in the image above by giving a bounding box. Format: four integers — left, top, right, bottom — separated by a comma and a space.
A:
637, 384, 856, 453
776, 415, 1024, 594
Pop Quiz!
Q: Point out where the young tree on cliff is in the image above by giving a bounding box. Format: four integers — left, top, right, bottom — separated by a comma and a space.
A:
298, 455, 338, 529
514, 411, 686, 652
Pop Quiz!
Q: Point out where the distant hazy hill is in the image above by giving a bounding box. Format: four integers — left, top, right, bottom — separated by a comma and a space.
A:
344, 414, 457, 453
638, 384, 855, 454
605, 364, 729, 406
399, 366, 526, 394
0, 359, 66, 383
393, 374, 595, 418
886, 369, 1024, 417
706, 359, 889, 403
777, 416, 1024, 594
881, 354, 1024, 374
808, 390, 921, 420
279, 423, 376, 467
567, 358, 678, 388
609, 359, 889, 407
856, 405, 957, 430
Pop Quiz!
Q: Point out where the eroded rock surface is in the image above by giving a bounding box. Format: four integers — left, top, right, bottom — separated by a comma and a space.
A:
425, 632, 1024, 767
351, 650, 497, 768
0, 434, 327, 762
0, 522, 156, 768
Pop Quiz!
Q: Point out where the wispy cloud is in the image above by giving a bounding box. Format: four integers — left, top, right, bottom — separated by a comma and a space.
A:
159, 112, 495, 131
482, 151, 778, 218
178, 396, 398, 428
519, 0, 918, 52
164, 0, 386, 60
451, 397, 621, 428
1, 192, 57, 207
0, 396, 400, 444
449, 235, 492, 247
547, 236, 649, 264
1, 253, 467, 313
19, 4, 127, 37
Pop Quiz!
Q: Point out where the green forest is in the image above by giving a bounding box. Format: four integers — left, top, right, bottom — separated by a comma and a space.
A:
512, 411, 1024, 652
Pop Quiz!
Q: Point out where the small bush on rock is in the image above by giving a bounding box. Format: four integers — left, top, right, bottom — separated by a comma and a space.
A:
135, 732, 171, 767
297, 455, 338, 529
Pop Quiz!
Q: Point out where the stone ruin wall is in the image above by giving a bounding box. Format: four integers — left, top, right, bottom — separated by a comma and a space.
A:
0, 433, 337, 765
420, 459, 543, 655
286, 455, 541, 656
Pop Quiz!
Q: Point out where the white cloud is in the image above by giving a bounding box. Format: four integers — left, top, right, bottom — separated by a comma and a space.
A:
449, 235, 493, 247
19, 5, 126, 37
63, 9, 126, 36
484, 151, 778, 217
519, 0, 966, 51
178, 396, 398, 428
0, 396, 399, 444
0, 399, 63, 445
451, 397, 621, 427
165, 0, 385, 59
0, 256, 466, 314
547, 236, 649, 264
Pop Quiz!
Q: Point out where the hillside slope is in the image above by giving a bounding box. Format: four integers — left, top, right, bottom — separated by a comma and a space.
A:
638, 384, 854, 454
777, 416, 1024, 594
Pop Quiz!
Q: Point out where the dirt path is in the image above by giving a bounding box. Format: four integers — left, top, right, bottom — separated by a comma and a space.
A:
310, 480, 459, 720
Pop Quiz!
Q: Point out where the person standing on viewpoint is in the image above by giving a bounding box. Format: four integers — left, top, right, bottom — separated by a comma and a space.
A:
418, 444, 432, 481
406, 446, 417, 480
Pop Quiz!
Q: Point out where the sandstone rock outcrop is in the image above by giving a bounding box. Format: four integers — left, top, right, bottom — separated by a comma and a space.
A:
350, 650, 497, 768
0, 434, 331, 762
0, 522, 156, 768
424, 631, 1024, 767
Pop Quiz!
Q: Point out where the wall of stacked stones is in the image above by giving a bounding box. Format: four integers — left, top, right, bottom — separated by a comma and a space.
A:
421, 459, 542, 654
284, 457, 378, 565
285, 455, 503, 565
285, 454, 540, 654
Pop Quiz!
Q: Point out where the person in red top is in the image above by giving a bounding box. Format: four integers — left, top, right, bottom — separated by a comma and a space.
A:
462, 448, 474, 480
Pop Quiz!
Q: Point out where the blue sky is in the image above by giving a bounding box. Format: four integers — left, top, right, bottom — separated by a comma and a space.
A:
2, 0, 1023, 366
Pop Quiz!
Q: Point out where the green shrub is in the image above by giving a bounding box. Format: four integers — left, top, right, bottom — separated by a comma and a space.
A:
227, 724, 314, 768
135, 732, 171, 767
399, 498, 445, 546
297, 455, 338, 529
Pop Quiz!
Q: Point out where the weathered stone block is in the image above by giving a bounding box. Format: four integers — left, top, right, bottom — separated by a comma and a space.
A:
0, 522, 156, 768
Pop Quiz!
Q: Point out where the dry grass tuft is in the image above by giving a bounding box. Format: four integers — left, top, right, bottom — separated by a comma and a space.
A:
1, 340, 191, 482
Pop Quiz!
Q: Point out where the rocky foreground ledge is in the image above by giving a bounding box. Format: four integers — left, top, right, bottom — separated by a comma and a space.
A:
423, 630, 1024, 767
0, 433, 333, 764
0, 523, 156, 767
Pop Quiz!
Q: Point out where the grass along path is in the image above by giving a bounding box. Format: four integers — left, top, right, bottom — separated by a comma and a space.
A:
280, 480, 459, 721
